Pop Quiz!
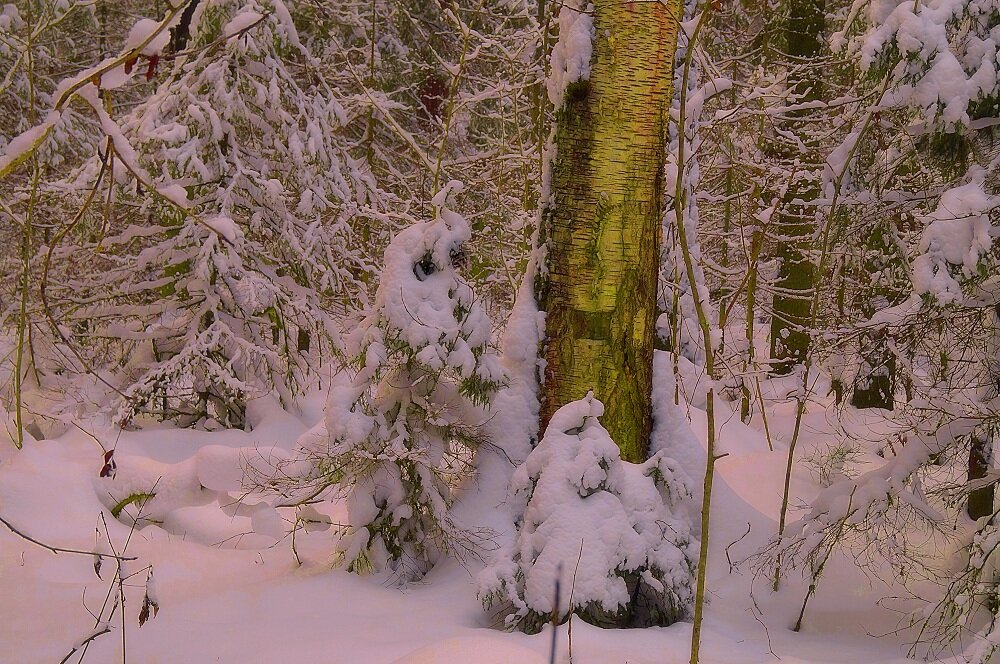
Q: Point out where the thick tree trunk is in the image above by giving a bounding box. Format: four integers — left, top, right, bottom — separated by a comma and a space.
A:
539, 0, 681, 462
768, 0, 824, 375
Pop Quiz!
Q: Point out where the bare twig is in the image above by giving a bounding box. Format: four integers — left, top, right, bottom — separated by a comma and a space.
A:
568, 539, 584, 664
726, 521, 752, 573
0, 515, 135, 561
58, 624, 111, 664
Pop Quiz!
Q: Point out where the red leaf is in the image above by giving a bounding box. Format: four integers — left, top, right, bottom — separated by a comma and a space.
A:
145, 55, 159, 82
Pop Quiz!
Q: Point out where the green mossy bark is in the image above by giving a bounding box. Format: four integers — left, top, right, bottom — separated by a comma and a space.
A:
768, 0, 825, 376
539, 0, 681, 463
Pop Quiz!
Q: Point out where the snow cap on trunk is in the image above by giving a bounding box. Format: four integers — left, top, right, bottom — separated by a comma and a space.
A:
546, 1, 595, 107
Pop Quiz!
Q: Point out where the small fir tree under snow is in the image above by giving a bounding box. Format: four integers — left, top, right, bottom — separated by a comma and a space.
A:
293, 180, 505, 579
54, 0, 384, 427
478, 393, 695, 633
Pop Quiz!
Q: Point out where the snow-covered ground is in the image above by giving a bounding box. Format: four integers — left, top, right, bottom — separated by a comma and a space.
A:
1, 362, 928, 663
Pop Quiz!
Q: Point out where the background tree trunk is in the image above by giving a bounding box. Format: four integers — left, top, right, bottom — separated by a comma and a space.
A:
170, 0, 199, 53
768, 0, 825, 375
968, 432, 994, 521
850, 223, 901, 410
968, 302, 1000, 521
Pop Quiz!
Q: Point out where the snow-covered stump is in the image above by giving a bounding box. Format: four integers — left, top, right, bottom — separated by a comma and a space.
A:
479, 393, 695, 633
296, 181, 505, 579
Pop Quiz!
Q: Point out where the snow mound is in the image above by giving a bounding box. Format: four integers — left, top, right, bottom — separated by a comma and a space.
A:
390, 636, 546, 664
93, 444, 290, 546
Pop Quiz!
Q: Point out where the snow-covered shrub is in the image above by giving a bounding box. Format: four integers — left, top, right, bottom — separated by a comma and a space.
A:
766, 3, 1000, 641
293, 180, 505, 579
478, 393, 695, 633
859, 2, 1000, 309
53, 0, 388, 427
917, 518, 1000, 664
0, 1, 112, 437
0, 1, 97, 165
758, 410, 981, 634
863, 0, 1000, 135
298, 0, 542, 318
912, 180, 996, 305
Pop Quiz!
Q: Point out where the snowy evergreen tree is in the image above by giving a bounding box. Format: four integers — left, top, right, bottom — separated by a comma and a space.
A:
478, 393, 695, 633
293, 180, 504, 579
44, 0, 388, 427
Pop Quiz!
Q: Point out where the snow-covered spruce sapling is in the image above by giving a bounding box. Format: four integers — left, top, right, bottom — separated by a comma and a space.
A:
296, 180, 504, 579
478, 393, 695, 632
69, 0, 380, 427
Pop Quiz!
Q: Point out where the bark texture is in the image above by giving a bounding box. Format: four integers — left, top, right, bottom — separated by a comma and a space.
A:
768, 0, 825, 375
539, 0, 681, 462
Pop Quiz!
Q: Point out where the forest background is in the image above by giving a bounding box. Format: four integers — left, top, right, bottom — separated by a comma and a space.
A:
2, 1, 1000, 663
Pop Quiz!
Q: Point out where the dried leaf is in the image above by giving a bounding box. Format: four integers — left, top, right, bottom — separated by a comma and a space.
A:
138, 594, 151, 627
100, 449, 116, 478
145, 55, 159, 81
139, 568, 159, 627
138, 593, 159, 626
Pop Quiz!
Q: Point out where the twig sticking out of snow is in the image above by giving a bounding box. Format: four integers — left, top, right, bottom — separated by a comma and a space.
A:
59, 623, 112, 664
0, 514, 136, 561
